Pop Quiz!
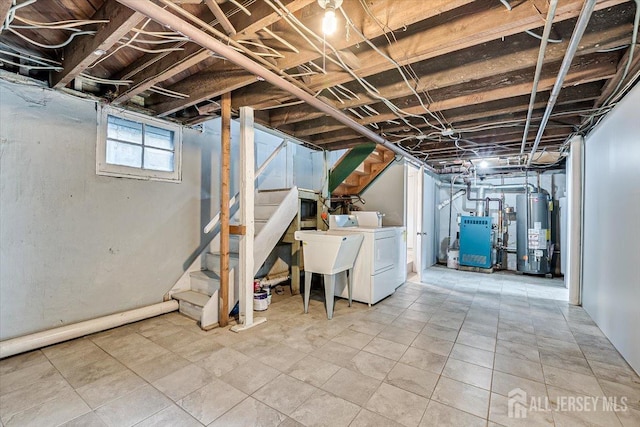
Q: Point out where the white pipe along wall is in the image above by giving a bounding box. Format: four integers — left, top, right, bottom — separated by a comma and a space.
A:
0, 301, 178, 359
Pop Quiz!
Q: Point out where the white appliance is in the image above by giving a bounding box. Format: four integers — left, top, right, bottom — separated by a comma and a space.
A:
328, 214, 406, 305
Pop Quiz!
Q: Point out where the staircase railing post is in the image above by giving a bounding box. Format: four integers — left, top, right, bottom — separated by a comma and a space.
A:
219, 92, 231, 327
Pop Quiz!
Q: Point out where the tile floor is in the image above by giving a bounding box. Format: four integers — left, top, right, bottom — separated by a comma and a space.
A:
1, 267, 639, 427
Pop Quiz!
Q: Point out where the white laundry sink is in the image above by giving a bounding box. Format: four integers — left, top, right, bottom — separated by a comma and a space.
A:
294, 230, 363, 274
294, 230, 364, 320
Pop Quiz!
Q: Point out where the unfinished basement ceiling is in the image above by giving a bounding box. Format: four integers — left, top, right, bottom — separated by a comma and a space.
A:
1, 0, 638, 170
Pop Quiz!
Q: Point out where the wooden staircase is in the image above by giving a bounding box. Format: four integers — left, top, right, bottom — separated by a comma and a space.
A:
331, 145, 396, 196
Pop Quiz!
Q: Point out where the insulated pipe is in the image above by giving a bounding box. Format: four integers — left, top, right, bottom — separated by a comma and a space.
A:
0, 301, 178, 359
520, 0, 559, 156
527, 0, 597, 166
438, 189, 465, 210
115, 0, 435, 173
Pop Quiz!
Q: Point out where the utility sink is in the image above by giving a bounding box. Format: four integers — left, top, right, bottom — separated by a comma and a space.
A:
294, 230, 364, 319
294, 230, 363, 274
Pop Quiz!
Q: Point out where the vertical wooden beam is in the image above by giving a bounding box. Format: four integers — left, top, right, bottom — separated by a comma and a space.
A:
219, 92, 231, 327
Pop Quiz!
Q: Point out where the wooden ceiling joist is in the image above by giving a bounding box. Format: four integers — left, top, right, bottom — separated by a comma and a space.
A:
50, 0, 145, 88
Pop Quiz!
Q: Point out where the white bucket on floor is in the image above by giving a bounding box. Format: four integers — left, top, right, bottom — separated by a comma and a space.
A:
447, 249, 459, 269
253, 290, 269, 311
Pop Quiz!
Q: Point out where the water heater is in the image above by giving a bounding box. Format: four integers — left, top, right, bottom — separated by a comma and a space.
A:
516, 191, 552, 275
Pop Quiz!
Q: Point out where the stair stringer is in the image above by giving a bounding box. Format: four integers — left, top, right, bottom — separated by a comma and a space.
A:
253, 187, 299, 275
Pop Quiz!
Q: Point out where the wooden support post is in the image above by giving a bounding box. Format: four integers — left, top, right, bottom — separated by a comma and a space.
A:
219, 92, 231, 327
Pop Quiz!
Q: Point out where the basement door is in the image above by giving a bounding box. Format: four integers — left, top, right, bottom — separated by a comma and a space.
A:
416, 167, 437, 281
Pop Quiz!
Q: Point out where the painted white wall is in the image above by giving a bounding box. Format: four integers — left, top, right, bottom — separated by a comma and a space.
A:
582, 83, 640, 374
0, 80, 325, 340
0, 80, 228, 340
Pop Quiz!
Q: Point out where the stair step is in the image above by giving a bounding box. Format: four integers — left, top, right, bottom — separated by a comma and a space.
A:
255, 189, 291, 204
172, 290, 210, 307
255, 219, 268, 235
206, 252, 239, 272
255, 204, 280, 220
189, 270, 220, 295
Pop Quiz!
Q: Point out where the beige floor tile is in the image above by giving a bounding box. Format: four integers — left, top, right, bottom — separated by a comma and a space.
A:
617, 405, 640, 427
0, 375, 72, 423
362, 337, 408, 361
152, 364, 212, 401
60, 411, 107, 426
0, 361, 59, 395
3, 390, 90, 427
129, 318, 184, 342
494, 353, 545, 383
61, 357, 129, 389
598, 379, 640, 410
219, 361, 280, 394
290, 390, 360, 427
365, 382, 429, 427
330, 329, 374, 350
365, 311, 399, 325
542, 365, 604, 397
286, 355, 341, 387
391, 316, 427, 333
311, 341, 360, 367
539, 348, 594, 376
208, 397, 286, 427
177, 379, 247, 425
172, 337, 224, 362
253, 374, 318, 415
459, 321, 497, 338
321, 367, 380, 406
552, 407, 623, 427
377, 325, 420, 346
420, 400, 486, 427
282, 330, 329, 353
350, 408, 404, 427
76, 369, 146, 409
496, 340, 540, 363
41, 338, 98, 361
588, 360, 640, 386
195, 347, 250, 378
411, 334, 454, 356
399, 347, 447, 375
135, 404, 202, 427
420, 324, 459, 341
431, 376, 490, 419
129, 352, 190, 383
456, 330, 497, 352
442, 358, 492, 390
0, 351, 48, 376
278, 416, 305, 427
492, 371, 548, 400
349, 320, 387, 336
384, 362, 439, 398
95, 384, 170, 427
346, 350, 396, 380
489, 392, 555, 427
449, 343, 495, 369
258, 344, 307, 372
497, 329, 538, 347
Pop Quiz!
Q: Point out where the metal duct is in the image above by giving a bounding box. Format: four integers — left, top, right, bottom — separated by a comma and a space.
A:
115, 0, 436, 172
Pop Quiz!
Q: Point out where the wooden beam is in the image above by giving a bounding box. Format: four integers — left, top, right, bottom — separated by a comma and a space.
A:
153, 70, 253, 117
303, 0, 627, 92
268, 24, 631, 127
156, 0, 474, 114
229, 225, 247, 235
294, 55, 616, 138
0, 2, 12, 31
113, 0, 312, 105
204, 0, 236, 36
51, 0, 144, 88
219, 92, 231, 328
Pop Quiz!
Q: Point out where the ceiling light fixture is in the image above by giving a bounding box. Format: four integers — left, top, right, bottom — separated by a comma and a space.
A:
478, 160, 489, 169
318, 0, 343, 35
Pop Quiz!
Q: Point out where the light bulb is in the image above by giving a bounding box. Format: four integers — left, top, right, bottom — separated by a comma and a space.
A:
478, 160, 489, 169
322, 8, 337, 35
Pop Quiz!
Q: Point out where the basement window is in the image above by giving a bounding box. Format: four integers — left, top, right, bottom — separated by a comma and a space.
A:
97, 107, 182, 182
